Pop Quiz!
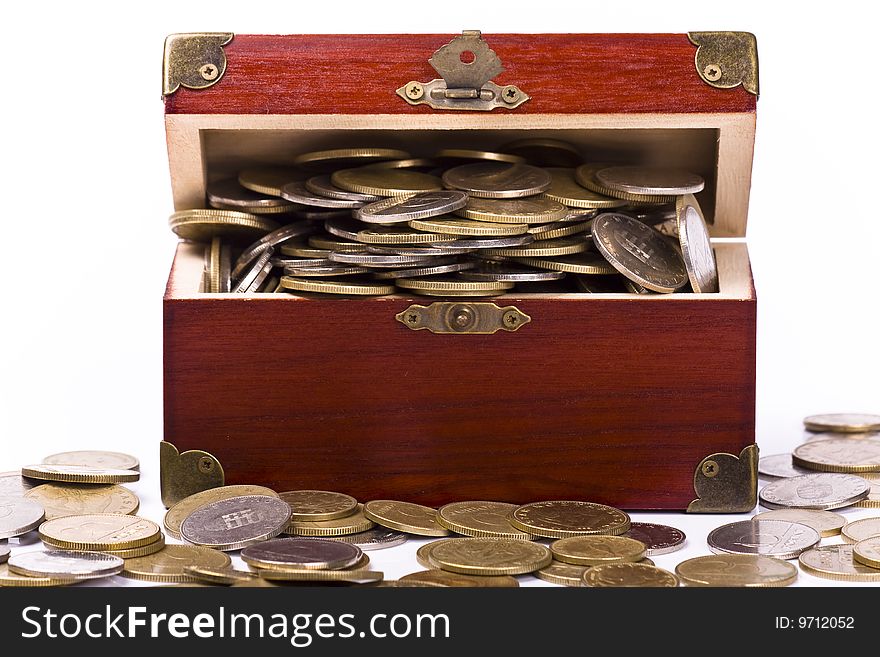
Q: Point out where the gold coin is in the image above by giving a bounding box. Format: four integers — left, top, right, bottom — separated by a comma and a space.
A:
101, 535, 166, 559
456, 196, 568, 224
542, 167, 627, 209
184, 565, 258, 586
123, 545, 232, 583
437, 501, 534, 540
416, 540, 449, 568
482, 235, 588, 258
792, 438, 880, 473
279, 490, 359, 521
356, 226, 455, 244
294, 148, 411, 169
753, 509, 846, 538
42, 450, 139, 471
841, 517, 880, 543
583, 562, 679, 587
435, 148, 525, 164
278, 242, 332, 258
40, 514, 161, 551
280, 277, 396, 296
409, 218, 529, 237
430, 537, 552, 576
575, 164, 672, 204
163, 485, 279, 540
257, 568, 383, 583
238, 167, 307, 197
799, 545, 880, 582
803, 413, 880, 433
25, 484, 139, 520
331, 168, 443, 197
533, 560, 589, 586
169, 209, 280, 242
21, 465, 139, 485
510, 501, 631, 538
207, 237, 222, 293
395, 277, 514, 292
854, 481, 880, 508
285, 504, 375, 537
363, 501, 450, 537
676, 554, 797, 587
530, 220, 592, 241
550, 535, 646, 566
399, 288, 509, 298
513, 252, 617, 275
0, 563, 73, 588
397, 569, 519, 587
853, 537, 880, 569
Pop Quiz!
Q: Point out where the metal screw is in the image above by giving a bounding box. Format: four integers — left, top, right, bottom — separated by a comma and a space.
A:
701, 460, 720, 478
406, 312, 420, 325
406, 83, 424, 100
501, 85, 520, 104
198, 457, 215, 474
503, 311, 520, 326
703, 64, 722, 82
198, 64, 219, 81
454, 312, 470, 327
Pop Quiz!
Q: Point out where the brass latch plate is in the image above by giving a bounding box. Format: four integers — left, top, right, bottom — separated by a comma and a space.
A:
396, 302, 530, 334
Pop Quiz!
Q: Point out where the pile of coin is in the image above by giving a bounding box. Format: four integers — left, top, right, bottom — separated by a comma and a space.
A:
169, 142, 719, 297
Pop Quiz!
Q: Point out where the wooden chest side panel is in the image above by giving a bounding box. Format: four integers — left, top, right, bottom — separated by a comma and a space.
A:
163, 294, 756, 509
164, 33, 756, 116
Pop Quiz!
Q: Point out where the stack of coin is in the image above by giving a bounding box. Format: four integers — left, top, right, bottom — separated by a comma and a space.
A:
169, 144, 717, 297
237, 537, 383, 585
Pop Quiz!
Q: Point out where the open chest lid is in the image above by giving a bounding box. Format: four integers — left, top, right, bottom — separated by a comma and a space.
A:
162, 31, 758, 238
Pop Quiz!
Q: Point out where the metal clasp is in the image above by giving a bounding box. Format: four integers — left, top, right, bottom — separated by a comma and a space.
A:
397, 30, 529, 111
396, 302, 530, 335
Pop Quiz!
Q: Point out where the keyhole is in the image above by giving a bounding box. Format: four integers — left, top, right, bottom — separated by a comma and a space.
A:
459, 50, 476, 64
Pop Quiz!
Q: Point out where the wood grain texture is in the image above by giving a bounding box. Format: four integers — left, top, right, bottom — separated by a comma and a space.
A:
164, 33, 756, 116
164, 257, 756, 510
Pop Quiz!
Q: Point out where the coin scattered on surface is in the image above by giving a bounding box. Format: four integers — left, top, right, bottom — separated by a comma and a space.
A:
0, 472, 34, 497
852, 536, 880, 570
415, 540, 448, 569
184, 565, 257, 586
40, 514, 161, 551
676, 554, 798, 587
759, 473, 871, 510
363, 500, 450, 537
510, 501, 631, 538
42, 450, 139, 471
21, 464, 139, 485
583, 562, 679, 588
854, 480, 880, 508
180, 495, 291, 551
122, 545, 232, 583
803, 413, 880, 433
792, 438, 880, 473
327, 527, 407, 551
758, 454, 813, 479
25, 484, 139, 520
550, 535, 646, 565
279, 490, 359, 522
533, 560, 589, 587
841, 517, 880, 543
8, 550, 123, 581
163, 485, 279, 539
241, 537, 362, 571
397, 569, 519, 588
429, 537, 552, 576
257, 567, 383, 584
752, 509, 846, 538
798, 544, 880, 582
437, 501, 534, 540
0, 563, 73, 588
707, 520, 820, 559
621, 522, 686, 555
0, 496, 45, 539
285, 504, 375, 537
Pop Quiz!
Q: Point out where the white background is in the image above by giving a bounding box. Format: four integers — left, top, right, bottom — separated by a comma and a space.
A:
1, 0, 879, 587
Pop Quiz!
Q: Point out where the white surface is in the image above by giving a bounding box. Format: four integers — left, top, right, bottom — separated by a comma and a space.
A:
2, 1, 879, 587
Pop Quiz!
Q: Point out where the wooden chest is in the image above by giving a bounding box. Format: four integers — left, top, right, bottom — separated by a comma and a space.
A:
161, 31, 759, 513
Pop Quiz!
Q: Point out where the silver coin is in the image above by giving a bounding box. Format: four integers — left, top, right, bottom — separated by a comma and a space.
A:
442, 162, 551, 199
305, 175, 381, 202
676, 194, 718, 293
759, 454, 813, 479
356, 191, 468, 224
373, 260, 475, 279
592, 212, 688, 293
271, 256, 333, 268
803, 413, 880, 433
207, 178, 299, 212
8, 550, 124, 580
621, 523, 686, 556
246, 262, 274, 293
324, 217, 368, 241
753, 510, 846, 538
218, 243, 232, 293
707, 520, 819, 559
230, 222, 314, 282
369, 245, 477, 256
0, 472, 35, 497
0, 496, 45, 539
280, 181, 366, 209
460, 265, 565, 282
793, 438, 880, 473
283, 264, 370, 277
759, 473, 871, 510
329, 252, 440, 267
20, 465, 140, 484
430, 235, 534, 250
328, 527, 408, 551
232, 247, 274, 293
241, 537, 362, 571
180, 495, 292, 552
0, 545, 9, 563
595, 166, 705, 196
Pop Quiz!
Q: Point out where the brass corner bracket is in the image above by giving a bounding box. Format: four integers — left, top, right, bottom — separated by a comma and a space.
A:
160, 441, 225, 508
162, 32, 234, 96
687, 444, 759, 513
397, 30, 529, 111
688, 31, 759, 97
396, 302, 530, 334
